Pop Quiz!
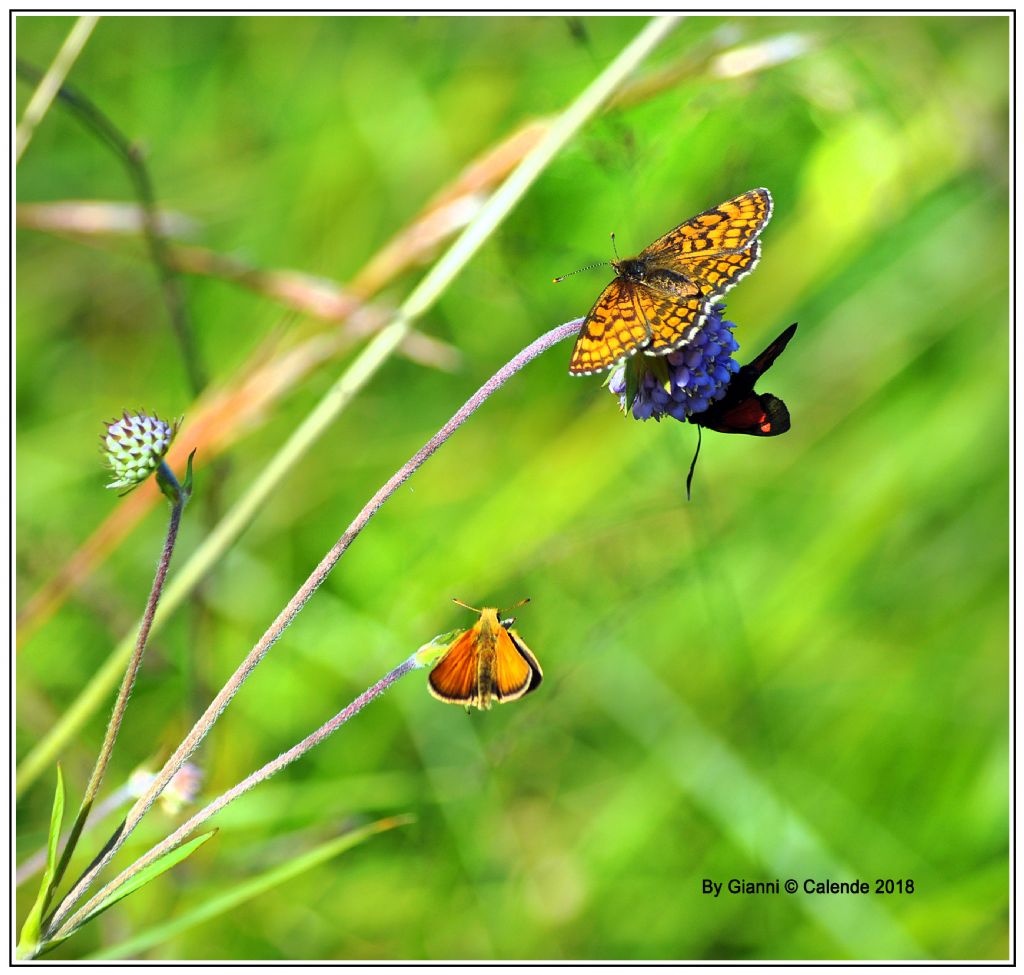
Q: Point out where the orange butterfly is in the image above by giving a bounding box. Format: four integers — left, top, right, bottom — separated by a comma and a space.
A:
568, 188, 773, 376
427, 600, 542, 711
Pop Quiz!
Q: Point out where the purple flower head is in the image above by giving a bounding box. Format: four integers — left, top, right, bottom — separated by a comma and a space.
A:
607, 304, 741, 422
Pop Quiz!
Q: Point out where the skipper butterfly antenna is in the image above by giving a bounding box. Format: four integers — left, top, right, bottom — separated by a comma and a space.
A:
452, 598, 482, 613
499, 596, 530, 627
500, 596, 530, 614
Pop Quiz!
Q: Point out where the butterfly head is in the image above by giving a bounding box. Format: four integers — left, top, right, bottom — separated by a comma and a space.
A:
612, 256, 645, 282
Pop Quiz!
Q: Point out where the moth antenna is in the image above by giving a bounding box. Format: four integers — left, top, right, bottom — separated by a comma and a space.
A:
552, 261, 607, 284
452, 597, 482, 614
685, 426, 703, 502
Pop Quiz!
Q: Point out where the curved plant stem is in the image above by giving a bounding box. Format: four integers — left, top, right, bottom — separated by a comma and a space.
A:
16, 58, 206, 395
43, 317, 582, 939
16, 13, 679, 797
54, 653, 421, 940
47, 464, 187, 903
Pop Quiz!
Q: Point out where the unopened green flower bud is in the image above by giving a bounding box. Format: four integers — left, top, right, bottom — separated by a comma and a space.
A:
102, 411, 178, 492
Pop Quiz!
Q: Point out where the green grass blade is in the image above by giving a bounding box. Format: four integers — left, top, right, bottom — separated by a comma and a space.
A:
88, 815, 414, 960
65, 829, 218, 942
35, 830, 217, 959
16, 766, 65, 959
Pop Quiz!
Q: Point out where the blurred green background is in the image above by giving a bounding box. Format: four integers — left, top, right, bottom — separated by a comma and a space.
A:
15, 14, 1009, 961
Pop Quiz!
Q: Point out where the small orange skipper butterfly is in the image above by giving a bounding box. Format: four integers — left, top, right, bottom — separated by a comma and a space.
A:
427, 599, 542, 711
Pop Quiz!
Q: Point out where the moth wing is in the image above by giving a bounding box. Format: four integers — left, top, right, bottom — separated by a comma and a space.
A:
743, 323, 798, 381
704, 323, 798, 412
754, 394, 791, 436
698, 393, 790, 436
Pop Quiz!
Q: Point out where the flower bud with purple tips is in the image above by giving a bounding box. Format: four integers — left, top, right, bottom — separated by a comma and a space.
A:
102, 411, 179, 492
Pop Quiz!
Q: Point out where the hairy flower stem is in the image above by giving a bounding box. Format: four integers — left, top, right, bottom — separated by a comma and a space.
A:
47, 464, 187, 905
55, 653, 421, 939
43, 319, 582, 939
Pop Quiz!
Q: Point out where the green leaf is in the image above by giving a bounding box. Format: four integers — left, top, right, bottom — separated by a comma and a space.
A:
88, 815, 413, 960
67, 829, 218, 937
181, 448, 197, 500
624, 360, 640, 414
49, 796, 95, 898
16, 766, 66, 959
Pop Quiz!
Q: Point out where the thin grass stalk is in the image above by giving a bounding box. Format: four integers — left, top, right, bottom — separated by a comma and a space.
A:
17, 14, 678, 798
15, 16, 98, 161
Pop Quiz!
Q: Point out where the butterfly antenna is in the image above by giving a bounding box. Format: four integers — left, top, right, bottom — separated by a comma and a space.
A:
452, 597, 482, 614
499, 597, 530, 627
500, 597, 530, 615
610, 231, 620, 261
552, 261, 607, 284
685, 427, 703, 502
